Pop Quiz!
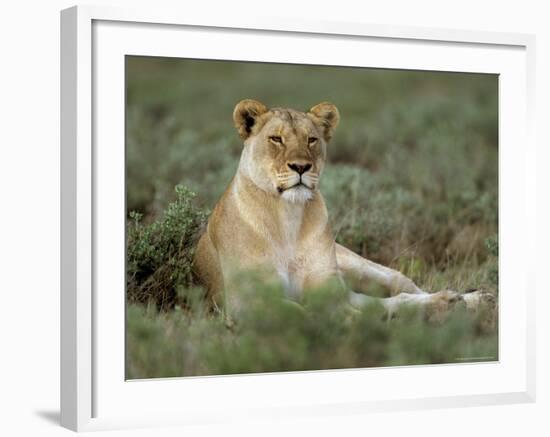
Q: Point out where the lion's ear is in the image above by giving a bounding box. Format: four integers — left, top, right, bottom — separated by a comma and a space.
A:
233, 99, 269, 140
308, 102, 340, 141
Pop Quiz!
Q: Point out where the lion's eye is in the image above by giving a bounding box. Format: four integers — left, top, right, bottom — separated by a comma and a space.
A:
269, 136, 283, 144
308, 137, 318, 146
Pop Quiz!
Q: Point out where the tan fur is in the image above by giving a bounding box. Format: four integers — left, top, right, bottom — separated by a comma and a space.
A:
194, 99, 475, 318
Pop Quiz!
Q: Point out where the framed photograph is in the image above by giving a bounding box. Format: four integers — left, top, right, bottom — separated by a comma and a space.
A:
61, 5, 536, 432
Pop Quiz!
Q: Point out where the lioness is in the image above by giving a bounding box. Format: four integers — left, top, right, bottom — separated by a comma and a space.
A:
194, 99, 478, 318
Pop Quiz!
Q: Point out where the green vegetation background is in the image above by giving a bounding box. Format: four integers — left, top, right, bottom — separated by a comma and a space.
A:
126, 56, 499, 379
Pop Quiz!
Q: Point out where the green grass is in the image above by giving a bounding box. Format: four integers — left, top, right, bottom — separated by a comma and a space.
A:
126, 279, 498, 379
125, 56, 498, 379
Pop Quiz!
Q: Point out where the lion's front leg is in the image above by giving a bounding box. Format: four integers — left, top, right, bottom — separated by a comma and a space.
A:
349, 289, 464, 323
338, 244, 491, 320
335, 243, 424, 296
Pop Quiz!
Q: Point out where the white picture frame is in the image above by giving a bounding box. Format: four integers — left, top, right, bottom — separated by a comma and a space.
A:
60, 5, 536, 432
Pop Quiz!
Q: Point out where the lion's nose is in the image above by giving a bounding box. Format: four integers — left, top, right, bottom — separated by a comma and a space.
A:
287, 162, 312, 175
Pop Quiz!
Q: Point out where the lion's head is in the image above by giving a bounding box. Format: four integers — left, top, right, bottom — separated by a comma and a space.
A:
233, 99, 340, 203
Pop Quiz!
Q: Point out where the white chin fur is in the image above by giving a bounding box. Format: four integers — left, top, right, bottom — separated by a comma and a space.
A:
281, 186, 313, 203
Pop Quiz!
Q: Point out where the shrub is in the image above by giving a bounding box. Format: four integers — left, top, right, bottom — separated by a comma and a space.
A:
127, 185, 208, 309
126, 275, 498, 379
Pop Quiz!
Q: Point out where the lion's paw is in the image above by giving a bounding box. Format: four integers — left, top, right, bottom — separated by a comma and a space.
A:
424, 289, 464, 323
461, 289, 497, 311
